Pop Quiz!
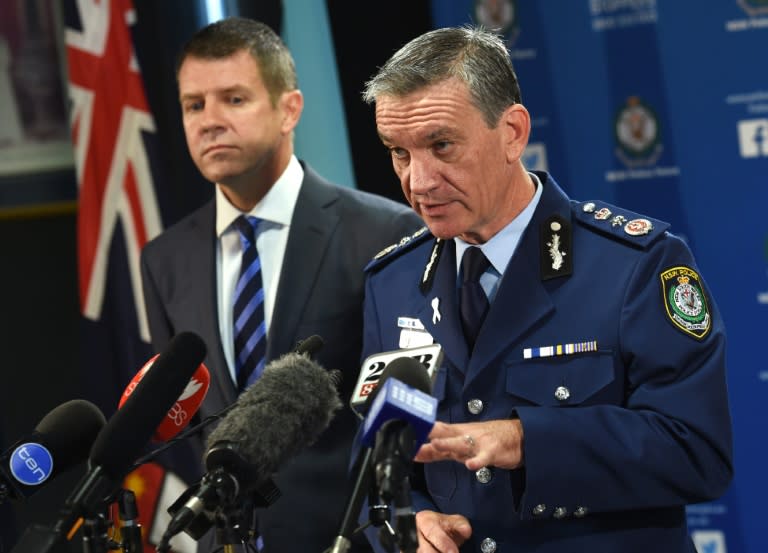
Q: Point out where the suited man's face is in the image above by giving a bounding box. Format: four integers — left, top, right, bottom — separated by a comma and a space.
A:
178, 49, 302, 208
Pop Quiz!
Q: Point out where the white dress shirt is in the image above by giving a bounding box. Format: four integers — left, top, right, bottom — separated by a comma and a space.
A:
215, 155, 304, 384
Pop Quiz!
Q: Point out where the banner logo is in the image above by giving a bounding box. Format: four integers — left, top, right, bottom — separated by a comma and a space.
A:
522, 142, 548, 171
759, 234, 768, 305
691, 530, 727, 553
737, 118, 768, 158
614, 96, 663, 167
475, 0, 518, 40
738, 0, 768, 16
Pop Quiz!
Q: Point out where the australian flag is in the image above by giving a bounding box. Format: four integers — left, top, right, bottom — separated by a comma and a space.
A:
64, 1, 195, 551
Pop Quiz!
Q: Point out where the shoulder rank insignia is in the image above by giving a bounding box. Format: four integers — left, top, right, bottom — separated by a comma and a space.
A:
660, 266, 711, 339
540, 214, 573, 280
365, 226, 431, 273
574, 200, 670, 249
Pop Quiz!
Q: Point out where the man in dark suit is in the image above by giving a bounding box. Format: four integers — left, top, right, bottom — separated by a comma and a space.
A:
140, 17, 422, 553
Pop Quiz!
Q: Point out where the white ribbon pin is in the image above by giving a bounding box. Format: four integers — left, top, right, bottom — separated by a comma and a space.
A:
431, 297, 441, 324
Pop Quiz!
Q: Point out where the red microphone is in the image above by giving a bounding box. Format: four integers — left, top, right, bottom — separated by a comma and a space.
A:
119, 353, 210, 441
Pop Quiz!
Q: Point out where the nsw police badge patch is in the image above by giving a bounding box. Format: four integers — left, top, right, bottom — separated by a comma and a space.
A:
660, 266, 711, 339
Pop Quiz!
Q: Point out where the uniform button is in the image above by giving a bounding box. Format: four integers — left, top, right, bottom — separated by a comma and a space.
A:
553, 507, 567, 519
554, 386, 570, 401
467, 398, 484, 415
475, 467, 492, 484
574, 506, 589, 518
480, 537, 497, 553
532, 504, 547, 516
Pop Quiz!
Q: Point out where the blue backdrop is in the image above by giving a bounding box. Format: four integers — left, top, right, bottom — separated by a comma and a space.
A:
432, 2, 768, 552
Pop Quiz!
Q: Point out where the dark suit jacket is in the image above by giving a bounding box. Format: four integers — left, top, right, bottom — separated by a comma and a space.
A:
140, 162, 423, 553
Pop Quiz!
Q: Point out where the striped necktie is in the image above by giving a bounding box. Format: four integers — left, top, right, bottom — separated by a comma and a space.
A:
233, 215, 267, 391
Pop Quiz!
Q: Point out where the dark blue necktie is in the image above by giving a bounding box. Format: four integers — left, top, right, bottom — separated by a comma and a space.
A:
233, 215, 266, 391
459, 246, 491, 350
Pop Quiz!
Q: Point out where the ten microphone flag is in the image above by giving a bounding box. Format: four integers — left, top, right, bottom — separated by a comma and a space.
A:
63, 2, 193, 551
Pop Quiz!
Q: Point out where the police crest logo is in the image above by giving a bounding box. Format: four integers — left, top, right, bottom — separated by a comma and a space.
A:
475, 0, 518, 41
660, 266, 711, 339
738, 0, 768, 17
614, 96, 663, 168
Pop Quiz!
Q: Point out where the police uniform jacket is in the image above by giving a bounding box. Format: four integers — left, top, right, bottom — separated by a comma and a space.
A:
361, 171, 733, 553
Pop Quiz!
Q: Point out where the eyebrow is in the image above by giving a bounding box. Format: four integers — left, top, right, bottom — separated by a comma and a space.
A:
179, 84, 250, 102
378, 126, 454, 145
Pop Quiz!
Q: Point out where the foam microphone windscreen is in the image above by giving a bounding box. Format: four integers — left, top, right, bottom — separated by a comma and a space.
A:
34, 399, 107, 472
205, 351, 341, 479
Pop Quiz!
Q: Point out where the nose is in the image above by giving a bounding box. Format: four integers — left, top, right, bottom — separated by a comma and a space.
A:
199, 102, 225, 134
407, 154, 437, 196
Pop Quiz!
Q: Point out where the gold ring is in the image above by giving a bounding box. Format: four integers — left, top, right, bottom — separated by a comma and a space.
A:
464, 434, 475, 448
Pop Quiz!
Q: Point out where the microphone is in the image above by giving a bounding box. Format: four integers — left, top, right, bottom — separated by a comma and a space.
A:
294, 333, 324, 357
349, 344, 443, 417
363, 357, 435, 500
329, 357, 435, 553
0, 400, 106, 505
129, 334, 325, 475
367, 358, 436, 553
10, 331, 207, 553
118, 353, 210, 441
159, 347, 341, 548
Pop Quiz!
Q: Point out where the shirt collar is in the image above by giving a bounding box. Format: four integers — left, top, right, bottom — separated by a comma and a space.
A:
216, 155, 304, 237
455, 171, 544, 276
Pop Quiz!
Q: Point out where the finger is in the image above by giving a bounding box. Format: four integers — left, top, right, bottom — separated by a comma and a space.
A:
426, 420, 452, 439
416, 530, 441, 553
417, 517, 461, 553
465, 449, 493, 471
446, 516, 473, 545
414, 443, 442, 463
428, 435, 472, 458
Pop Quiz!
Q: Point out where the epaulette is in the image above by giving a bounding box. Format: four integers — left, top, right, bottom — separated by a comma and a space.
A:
364, 226, 432, 273
572, 200, 670, 249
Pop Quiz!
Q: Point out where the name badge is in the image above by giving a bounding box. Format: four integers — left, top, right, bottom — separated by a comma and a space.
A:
397, 317, 425, 330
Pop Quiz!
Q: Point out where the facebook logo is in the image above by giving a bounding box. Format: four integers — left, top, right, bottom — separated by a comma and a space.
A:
691, 530, 727, 553
737, 119, 768, 158
522, 142, 548, 171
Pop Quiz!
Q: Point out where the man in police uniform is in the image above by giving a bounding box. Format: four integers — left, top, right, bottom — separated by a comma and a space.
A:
359, 26, 733, 553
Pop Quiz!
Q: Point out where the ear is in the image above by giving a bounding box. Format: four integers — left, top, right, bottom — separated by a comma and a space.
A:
500, 103, 531, 164
280, 89, 304, 134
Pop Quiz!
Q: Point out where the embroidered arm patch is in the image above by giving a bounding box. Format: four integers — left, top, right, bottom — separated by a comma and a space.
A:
660, 266, 711, 339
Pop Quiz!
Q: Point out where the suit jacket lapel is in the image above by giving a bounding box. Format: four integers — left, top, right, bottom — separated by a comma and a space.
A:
189, 201, 239, 406
417, 240, 472, 373
268, 166, 339, 358
466, 174, 573, 379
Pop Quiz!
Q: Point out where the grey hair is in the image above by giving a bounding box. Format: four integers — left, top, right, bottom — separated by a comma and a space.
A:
362, 25, 521, 128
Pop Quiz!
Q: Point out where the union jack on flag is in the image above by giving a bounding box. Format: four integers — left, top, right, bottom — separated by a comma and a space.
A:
65, 0, 161, 337
64, 1, 194, 551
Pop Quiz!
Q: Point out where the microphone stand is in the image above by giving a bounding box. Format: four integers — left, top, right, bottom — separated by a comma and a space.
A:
328, 448, 374, 553
393, 478, 418, 553
116, 489, 143, 553
213, 499, 257, 553
80, 511, 118, 553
